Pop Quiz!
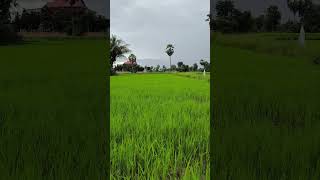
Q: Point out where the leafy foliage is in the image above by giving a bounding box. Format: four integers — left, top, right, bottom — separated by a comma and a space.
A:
0, 0, 20, 44
212, 0, 320, 33
110, 35, 131, 74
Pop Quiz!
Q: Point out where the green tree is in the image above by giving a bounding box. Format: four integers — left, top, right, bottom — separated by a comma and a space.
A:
128, 54, 137, 73
155, 65, 160, 72
171, 65, 177, 71
200, 59, 210, 72
255, 15, 265, 32
177, 61, 184, 68
162, 65, 167, 72
287, 0, 300, 22
110, 35, 131, 74
297, 0, 313, 21
0, 0, 20, 43
265, 5, 281, 32
193, 63, 198, 71
0, 0, 17, 24
215, 0, 235, 17
165, 44, 174, 71
177, 61, 184, 72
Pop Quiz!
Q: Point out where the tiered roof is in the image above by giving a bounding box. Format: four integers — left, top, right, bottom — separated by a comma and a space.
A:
46, 0, 87, 8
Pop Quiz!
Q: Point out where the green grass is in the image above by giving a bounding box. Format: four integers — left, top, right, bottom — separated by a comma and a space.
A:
212, 33, 320, 179
213, 32, 320, 60
175, 72, 210, 82
0, 39, 108, 179
111, 73, 210, 179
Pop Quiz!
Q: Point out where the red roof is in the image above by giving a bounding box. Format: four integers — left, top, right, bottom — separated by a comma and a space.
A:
123, 60, 137, 65
46, 0, 86, 8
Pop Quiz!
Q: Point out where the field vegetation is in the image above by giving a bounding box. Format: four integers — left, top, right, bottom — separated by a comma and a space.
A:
111, 73, 210, 179
212, 33, 320, 179
0, 39, 108, 179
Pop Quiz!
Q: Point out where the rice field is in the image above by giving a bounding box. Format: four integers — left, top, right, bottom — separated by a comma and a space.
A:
212, 33, 320, 179
111, 73, 210, 179
0, 39, 108, 179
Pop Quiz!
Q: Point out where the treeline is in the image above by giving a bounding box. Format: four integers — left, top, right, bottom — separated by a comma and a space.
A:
1, 0, 109, 43
13, 8, 109, 35
114, 60, 210, 73
210, 0, 320, 33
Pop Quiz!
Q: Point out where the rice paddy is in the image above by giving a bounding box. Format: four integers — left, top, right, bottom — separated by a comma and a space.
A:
0, 39, 108, 179
111, 73, 210, 179
212, 33, 320, 179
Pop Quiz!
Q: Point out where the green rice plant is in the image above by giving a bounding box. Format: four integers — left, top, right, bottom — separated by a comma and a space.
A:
212, 36, 320, 179
0, 39, 108, 179
111, 73, 210, 179
213, 33, 320, 60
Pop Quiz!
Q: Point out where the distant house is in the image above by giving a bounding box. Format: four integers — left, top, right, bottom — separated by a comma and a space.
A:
25, 0, 88, 14
123, 60, 137, 66
20, 0, 109, 34
44, 0, 89, 14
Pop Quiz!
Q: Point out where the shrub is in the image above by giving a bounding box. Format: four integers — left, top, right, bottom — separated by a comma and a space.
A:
313, 57, 320, 65
0, 24, 21, 44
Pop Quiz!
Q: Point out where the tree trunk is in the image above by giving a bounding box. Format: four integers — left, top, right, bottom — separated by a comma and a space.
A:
299, 23, 305, 47
169, 56, 172, 71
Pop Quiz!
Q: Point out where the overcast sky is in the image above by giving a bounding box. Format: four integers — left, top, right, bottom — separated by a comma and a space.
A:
17, 0, 108, 17
111, 0, 210, 67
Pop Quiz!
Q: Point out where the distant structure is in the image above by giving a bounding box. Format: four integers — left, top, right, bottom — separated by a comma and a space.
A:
123, 60, 137, 66
45, 0, 88, 13
20, 0, 109, 34
25, 0, 89, 15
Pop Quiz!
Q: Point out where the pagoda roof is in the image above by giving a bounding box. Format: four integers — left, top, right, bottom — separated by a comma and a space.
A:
46, 0, 87, 8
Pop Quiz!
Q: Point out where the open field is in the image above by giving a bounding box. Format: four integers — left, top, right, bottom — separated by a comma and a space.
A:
175, 72, 210, 82
213, 32, 320, 60
111, 73, 210, 179
0, 39, 108, 179
212, 33, 320, 179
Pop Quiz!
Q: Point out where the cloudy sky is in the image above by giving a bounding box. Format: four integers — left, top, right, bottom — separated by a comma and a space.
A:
111, 0, 210, 67
17, 0, 108, 17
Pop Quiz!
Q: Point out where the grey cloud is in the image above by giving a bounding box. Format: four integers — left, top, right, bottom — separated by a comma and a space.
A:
111, 0, 210, 66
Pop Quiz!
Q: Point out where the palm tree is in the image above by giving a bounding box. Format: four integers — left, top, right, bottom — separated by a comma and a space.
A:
287, 0, 299, 22
110, 35, 131, 73
128, 54, 137, 73
165, 44, 174, 71
289, 0, 313, 46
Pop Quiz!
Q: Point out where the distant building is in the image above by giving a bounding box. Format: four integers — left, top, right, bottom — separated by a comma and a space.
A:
25, 0, 88, 14
20, 0, 109, 34
45, 0, 89, 14
123, 60, 137, 66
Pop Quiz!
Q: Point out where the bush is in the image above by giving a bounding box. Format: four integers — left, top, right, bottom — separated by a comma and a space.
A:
214, 17, 238, 33
280, 21, 300, 33
313, 57, 320, 65
0, 24, 21, 44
